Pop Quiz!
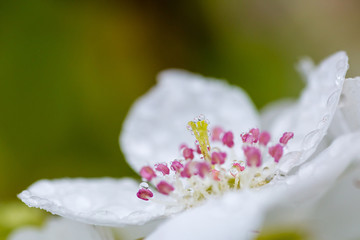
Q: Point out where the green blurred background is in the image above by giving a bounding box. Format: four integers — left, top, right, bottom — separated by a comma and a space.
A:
1, 0, 360, 237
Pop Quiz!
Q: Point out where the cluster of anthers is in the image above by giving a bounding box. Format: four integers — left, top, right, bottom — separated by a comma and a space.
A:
136, 115, 294, 208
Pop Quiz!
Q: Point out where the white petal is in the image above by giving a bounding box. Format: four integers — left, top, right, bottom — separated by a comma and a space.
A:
8, 217, 113, 240
329, 77, 360, 136
267, 52, 349, 173
260, 99, 295, 131
309, 161, 360, 240
147, 191, 270, 240
18, 178, 181, 227
121, 70, 259, 172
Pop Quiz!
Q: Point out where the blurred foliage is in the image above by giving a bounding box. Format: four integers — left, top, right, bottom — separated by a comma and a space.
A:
256, 230, 307, 240
0, 201, 45, 238
1, 0, 360, 236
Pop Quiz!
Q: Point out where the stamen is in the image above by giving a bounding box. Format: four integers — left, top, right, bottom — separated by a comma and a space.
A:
155, 163, 170, 175
279, 132, 294, 145
241, 133, 255, 144
196, 162, 210, 178
195, 144, 202, 154
211, 169, 220, 181
188, 118, 211, 160
243, 146, 262, 167
259, 131, 271, 146
241, 128, 259, 144
249, 128, 260, 143
230, 162, 245, 177
269, 144, 283, 163
180, 161, 195, 178
182, 147, 194, 160
137, 188, 153, 201
139, 166, 157, 181
170, 160, 184, 172
222, 131, 234, 148
157, 181, 175, 195
211, 151, 227, 165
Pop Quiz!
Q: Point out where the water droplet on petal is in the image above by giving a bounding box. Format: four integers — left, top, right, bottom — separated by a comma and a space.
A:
302, 129, 322, 150
317, 114, 330, 128
139, 182, 149, 189
198, 114, 205, 121
327, 90, 341, 108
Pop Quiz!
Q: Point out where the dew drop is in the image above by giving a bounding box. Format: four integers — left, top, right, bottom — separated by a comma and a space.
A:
326, 90, 341, 108
302, 129, 322, 150
139, 182, 149, 189
317, 114, 330, 128
230, 166, 239, 176
274, 169, 286, 180
335, 75, 342, 86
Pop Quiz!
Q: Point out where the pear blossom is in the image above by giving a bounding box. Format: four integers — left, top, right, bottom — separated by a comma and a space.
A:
13, 51, 360, 240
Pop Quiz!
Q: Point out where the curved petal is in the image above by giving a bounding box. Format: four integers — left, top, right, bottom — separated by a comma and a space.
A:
147, 190, 270, 240
260, 132, 360, 236
121, 70, 259, 172
329, 77, 360, 137
8, 217, 114, 240
18, 178, 181, 227
267, 52, 349, 173
309, 161, 360, 240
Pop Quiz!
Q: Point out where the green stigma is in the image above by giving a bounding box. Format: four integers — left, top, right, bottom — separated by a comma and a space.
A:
188, 119, 211, 160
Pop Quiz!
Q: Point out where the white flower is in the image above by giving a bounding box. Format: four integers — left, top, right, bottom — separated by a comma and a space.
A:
13, 52, 359, 240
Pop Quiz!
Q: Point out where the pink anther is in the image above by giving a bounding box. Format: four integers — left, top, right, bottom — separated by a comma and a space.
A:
249, 128, 260, 143
269, 144, 283, 163
233, 163, 245, 172
279, 132, 294, 145
211, 126, 224, 141
137, 188, 153, 201
196, 162, 210, 178
243, 146, 262, 167
157, 181, 174, 195
183, 147, 194, 160
180, 161, 194, 178
195, 144, 202, 154
211, 151, 227, 165
259, 131, 271, 146
155, 163, 170, 175
222, 131, 234, 148
139, 166, 156, 181
170, 160, 184, 172
211, 169, 220, 181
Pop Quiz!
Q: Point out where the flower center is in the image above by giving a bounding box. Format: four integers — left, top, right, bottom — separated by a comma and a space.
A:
136, 115, 294, 208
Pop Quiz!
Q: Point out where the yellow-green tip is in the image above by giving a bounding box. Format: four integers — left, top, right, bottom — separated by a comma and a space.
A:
188, 120, 210, 160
